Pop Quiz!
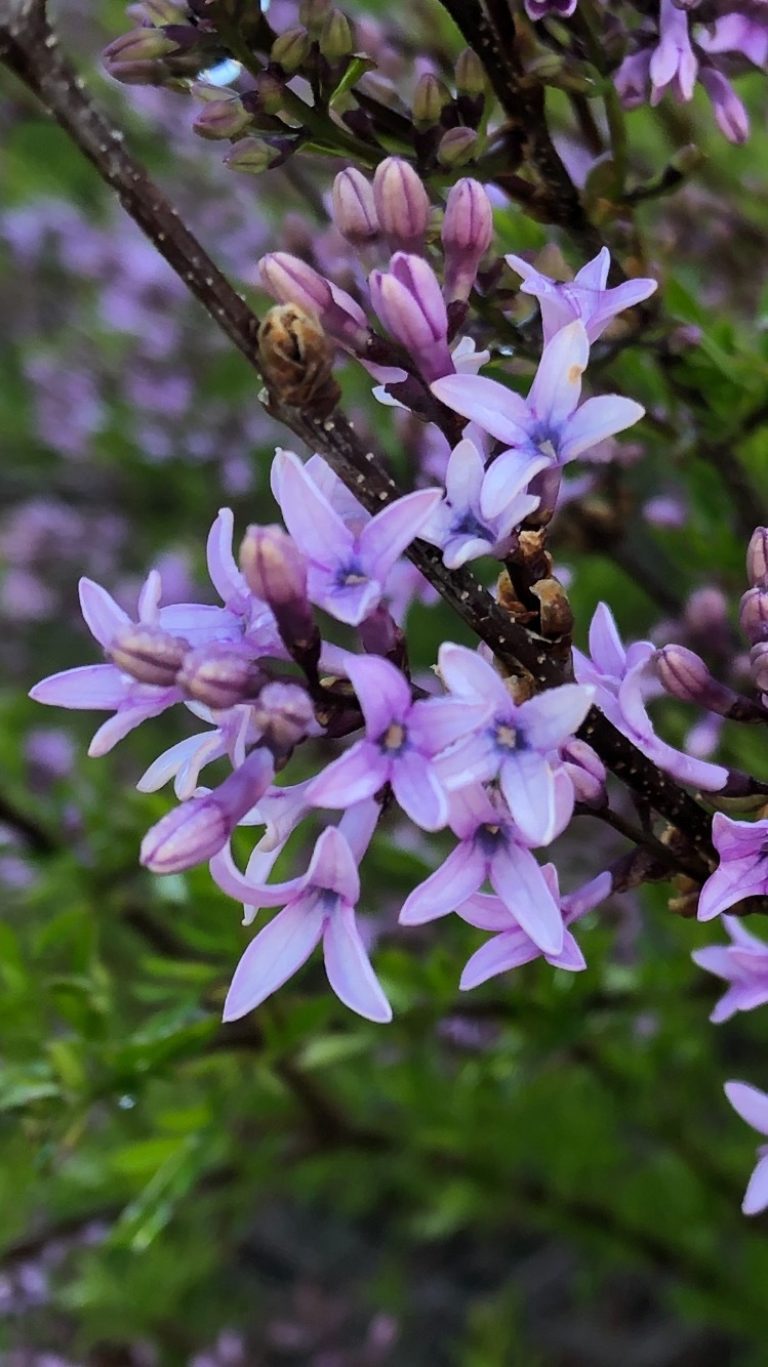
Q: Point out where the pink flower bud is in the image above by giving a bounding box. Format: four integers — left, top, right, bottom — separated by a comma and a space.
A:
177, 645, 267, 711
193, 96, 252, 141
740, 587, 768, 645
372, 158, 430, 250
252, 682, 316, 749
370, 253, 453, 382
109, 624, 189, 687
750, 641, 768, 694
240, 525, 308, 607
140, 749, 274, 873
441, 178, 494, 303
562, 739, 606, 807
747, 528, 768, 589
258, 252, 369, 349
331, 169, 379, 245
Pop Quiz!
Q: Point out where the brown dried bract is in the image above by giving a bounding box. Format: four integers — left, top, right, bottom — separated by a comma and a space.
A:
258, 303, 340, 418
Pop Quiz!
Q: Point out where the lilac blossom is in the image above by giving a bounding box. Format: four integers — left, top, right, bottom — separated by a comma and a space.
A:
431, 321, 645, 519
137, 702, 258, 799
369, 253, 455, 383
692, 916, 768, 1022
420, 438, 539, 569
140, 747, 275, 874
505, 247, 657, 344
649, 0, 698, 105
723, 1081, 768, 1216
573, 603, 728, 791
271, 449, 441, 625
211, 803, 392, 1023
458, 866, 611, 990
307, 653, 491, 832
399, 785, 568, 954
697, 814, 768, 922
435, 643, 593, 845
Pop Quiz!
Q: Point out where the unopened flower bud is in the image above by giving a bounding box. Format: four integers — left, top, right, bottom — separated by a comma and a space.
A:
373, 158, 430, 250
252, 682, 316, 750
177, 645, 267, 711
254, 71, 286, 115
102, 25, 180, 82
240, 525, 307, 607
299, 0, 331, 28
140, 748, 274, 873
258, 252, 369, 349
740, 587, 768, 645
370, 252, 453, 382
656, 644, 753, 719
747, 528, 768, 589
412, 72, 451, 128
437, 126, 478, 167
441, 177, 493, 303
109, 624, 189, 687
271, 26, 311, 73
750, 641, 768, 694
331, 168, 379, 245
224, 138, 281, 175
455, 47, 486, 97
562, 739, 606, 808
320, 9, 355, 61
193, 95, 252, 140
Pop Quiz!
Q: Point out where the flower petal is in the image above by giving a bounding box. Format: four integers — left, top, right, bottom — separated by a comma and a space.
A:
30, 664, 127, 710
725, 1080, 768, 1137
306, 826, 360, 904
430, 373, 532, 446
207, 507, 245, 604
307, 741, 387, 810
743, 1154, 768, 1217
460, 931, 539, 990
528, 320, 589, 429
438, 642, 511, 709
560, 395, 644, 464
360, 488, 443, 582
323, 904, 392, 1023
698, 857, 767, 921
489, 841, 564, 954
480, 448, 551, 519
499, 751, 559, 846
222, 896, 325, 1021
344, 653, 412, 734
391, 750, 448, 831
400, 841, 485, 924
78, 578, 129, 648
519, 684, 594, 751
273, 449, 354, 568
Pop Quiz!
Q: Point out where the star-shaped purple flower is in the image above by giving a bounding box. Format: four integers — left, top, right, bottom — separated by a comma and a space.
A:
431, 321, 644, 518
458, 866, 611, 990
724, 1081, 768, 1216
272, 450, 441, 626
692, 915, 768, 1022
436, 643, 593, 846
399, 785, 567, 953
505, 246, 657, 344
697, 814, 768, 922
211, 805, 392, 1024
420, 437, 539, 569
307, 654, 491, 832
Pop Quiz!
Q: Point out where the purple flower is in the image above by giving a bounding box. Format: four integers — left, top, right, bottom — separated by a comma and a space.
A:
697, 814, 768, 921
458, 866, 611, 990
699, 67, 749, 145
505, 247, 657, 344
372, 158, 430, 251
137, 702, 259, 799
692, 916, 768, 1022
272, 449, 441, 625
399, 785, 567, 953
140, 747, 275, 873
431, 321, 644, 518
723, 1081, 768, 1216
307, 653, 491, 832
435, 643, 593, 845
649, 0, 698, 105
699, 12, 768, 71
420, 438, 539, 569
369, 254, 455, 383
211, 806, 392, 1024
258, 252, 369, 349
441, 179, 494, 305
573, 603, 728, 791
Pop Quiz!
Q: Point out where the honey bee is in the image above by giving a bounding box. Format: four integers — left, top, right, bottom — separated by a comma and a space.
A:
257, 303, 340, 419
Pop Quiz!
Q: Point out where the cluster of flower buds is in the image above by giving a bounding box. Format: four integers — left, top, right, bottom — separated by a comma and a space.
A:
742, 528, 768, 700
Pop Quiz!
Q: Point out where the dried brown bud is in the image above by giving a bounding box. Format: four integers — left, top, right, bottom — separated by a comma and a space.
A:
257, 304, 341, 417
530, 576, 573, 638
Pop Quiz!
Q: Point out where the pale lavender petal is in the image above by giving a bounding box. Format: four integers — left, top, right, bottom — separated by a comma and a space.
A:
698, 857, 766, 921
725, 1080, 768, 1137
339, 798, 381, 862
499, 751, 558, 846
528, 321, 589, 428
691, 946, 737, 980
588, 602, 626, 678
445, 438, 485, 507
430, 373, 532, 446
343, 653, 411, 734
408, 696, 491, 755
207, 507, 245, 603
480, 448, 551, 520
442, 534, 494, 568
438, 642, 511, 709
159, 603, 243, 645
573, 247, 610, 290
519, 684, 593, 751
78, 578, 128, 648
437, 730, 498, 790
307, 741, 387, 809
30, 664, 126, 710
587, 279, 657, 339
560, 395, 645, 464
723, 914, 768, 951
460, 932, 539, 990
489, 841, 564, 953
137, 569, 162, 624
360, 488, 442, 582
136, 735, 214, 793
710, 986, 746, 1024
399, 842, 485, 924
713, 814, 768, 863
222, 897, 325, 1021
549, 930, 587, 971
742, 1154, 768, 1217
456, 891, 515, 931
210, 842, 303, 908
273, 450, 354, 567
391, 750, 449, 830
306, 825, 360, 904
88, 698, 174, 757
323, 905, 392, 1023
563, 870, 612, 924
